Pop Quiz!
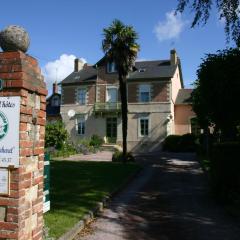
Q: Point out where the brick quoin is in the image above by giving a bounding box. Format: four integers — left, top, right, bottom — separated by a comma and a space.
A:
0, 51, 47, 240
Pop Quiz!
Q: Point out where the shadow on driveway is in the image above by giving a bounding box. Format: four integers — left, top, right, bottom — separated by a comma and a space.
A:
76, 152, 240, 240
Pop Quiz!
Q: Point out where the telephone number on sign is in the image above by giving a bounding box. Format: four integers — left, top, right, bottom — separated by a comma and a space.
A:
0, 158, 12, 163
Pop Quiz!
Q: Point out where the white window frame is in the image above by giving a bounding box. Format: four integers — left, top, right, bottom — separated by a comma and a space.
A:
139, 84, 151, 102
107, 62, 117, 73
77, 88, 87, 105
51, 96, 60, 106
106, 86, 118, 103
76, 117, 86, 135
138, 116, 150, 137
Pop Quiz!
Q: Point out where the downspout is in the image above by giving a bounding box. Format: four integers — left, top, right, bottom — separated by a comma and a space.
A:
95, 65, 98, 105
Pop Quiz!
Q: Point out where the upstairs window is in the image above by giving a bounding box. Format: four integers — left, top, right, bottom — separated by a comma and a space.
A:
77, 88, 86, 105
107, 62, 117, 73
139, 84, 151, 102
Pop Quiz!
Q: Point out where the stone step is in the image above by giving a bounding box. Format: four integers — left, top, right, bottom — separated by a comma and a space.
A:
100, 144, 122, 152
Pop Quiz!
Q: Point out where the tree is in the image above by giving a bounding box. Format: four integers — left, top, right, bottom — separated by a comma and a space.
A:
192, 48, 240, 141
45, 121, 68, 149
176, 0, 240, 46
102, 19, 140, 161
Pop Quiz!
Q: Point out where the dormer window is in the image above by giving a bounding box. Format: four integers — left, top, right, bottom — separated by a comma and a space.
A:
107, 62, 117, 73
52, 96, 60, 106
138, 68, 146, 73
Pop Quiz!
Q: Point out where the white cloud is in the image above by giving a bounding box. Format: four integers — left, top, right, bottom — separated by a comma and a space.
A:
136, 58, 148, 62
42, 54, 86, 95
154, 10, 188, 42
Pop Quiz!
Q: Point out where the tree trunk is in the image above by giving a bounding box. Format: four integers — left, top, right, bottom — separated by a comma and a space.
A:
203, 126, 210, 157
119, 74, 128, 163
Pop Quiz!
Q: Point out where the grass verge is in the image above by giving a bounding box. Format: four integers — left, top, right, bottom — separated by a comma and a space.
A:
44, 160, 141, 239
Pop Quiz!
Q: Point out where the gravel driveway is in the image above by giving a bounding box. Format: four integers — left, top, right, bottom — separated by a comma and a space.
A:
75, 152, 240, 240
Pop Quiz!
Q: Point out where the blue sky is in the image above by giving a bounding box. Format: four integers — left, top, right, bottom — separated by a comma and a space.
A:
0, 0, 234, 93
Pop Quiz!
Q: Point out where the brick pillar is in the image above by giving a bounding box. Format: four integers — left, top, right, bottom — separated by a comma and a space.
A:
0, 51, 47, 240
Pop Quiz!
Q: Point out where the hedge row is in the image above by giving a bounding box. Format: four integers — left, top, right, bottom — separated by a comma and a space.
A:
162, 134, 196, 152
210, 142, 240, 202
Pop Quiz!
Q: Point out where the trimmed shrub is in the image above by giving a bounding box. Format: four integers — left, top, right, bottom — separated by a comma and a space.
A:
162, 134, 196, 152
112, 151, 135, 162
89, 134, 104, 148
179, 133, 196, 152
162, 135, 181, 152
210, 142, 240, 203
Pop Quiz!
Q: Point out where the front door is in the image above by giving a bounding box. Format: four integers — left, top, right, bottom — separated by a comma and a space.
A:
106, 117, 117, 143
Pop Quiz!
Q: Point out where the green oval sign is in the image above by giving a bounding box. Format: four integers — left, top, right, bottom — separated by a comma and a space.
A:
0, 111, 9, 141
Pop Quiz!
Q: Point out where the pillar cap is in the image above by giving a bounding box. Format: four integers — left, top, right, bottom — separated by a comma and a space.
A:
0, 25, 30, 53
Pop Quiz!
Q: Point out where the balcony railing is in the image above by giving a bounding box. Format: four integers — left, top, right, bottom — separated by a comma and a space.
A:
94, 102, 121, 113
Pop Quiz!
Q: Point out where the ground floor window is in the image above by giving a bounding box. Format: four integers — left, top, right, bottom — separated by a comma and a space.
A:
106, 117, 117, 143
77, 118, 85, 135
190, 117, 201, 135
139, 117, 149, 137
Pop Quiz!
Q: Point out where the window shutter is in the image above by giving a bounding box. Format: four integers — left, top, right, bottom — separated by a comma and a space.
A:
75, 118, 78, 132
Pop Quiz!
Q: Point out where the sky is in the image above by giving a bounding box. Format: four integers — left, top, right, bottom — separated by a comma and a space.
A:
0, 0, 235, 94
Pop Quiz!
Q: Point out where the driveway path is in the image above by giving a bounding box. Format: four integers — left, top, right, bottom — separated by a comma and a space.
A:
75, 152, 240, 240
53, 151, 112, 162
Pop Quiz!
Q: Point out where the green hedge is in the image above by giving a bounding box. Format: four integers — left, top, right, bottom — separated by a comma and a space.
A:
89, 134, 104, 148
162, 134, 196, 152
210, 142, 240, 202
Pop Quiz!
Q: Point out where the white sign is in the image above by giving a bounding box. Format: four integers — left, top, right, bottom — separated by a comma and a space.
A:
0, 97, 20, 168
0, 168, 9, 195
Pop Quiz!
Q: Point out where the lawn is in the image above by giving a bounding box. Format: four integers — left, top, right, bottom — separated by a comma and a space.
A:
44, 160, 141, 239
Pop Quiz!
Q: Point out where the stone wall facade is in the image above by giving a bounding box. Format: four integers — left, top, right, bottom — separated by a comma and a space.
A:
0, 51, 47, 240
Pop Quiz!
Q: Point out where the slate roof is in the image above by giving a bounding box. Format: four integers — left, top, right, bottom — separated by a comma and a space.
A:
46, 93, 61, 116
61, 65, 97, 85
175, 89, 193, 104
129, 60, 176, 80
61, 59, 181, 85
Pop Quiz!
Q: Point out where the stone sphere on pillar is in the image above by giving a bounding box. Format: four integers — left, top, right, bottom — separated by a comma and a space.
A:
0, 25, 30, 53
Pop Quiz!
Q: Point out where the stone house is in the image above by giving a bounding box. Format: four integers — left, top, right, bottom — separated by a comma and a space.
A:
174, 88, 199, 135
46, 82, 62, 122
60, 49, 196, 152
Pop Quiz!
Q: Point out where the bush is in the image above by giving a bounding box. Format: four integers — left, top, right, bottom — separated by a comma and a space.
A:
162, 134, 196, 152
75, 139, 95, 155
162, 135, 181, 152
45, 121, 68, 150
210, 142, 240, 203
112, 151, 135, 162
89, 134, 104, 148
179, 134, 197, 152
50, 142, 76, 158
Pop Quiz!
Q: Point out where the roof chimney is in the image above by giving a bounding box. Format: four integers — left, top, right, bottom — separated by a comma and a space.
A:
83, 63, 89, 69
52, 81, 58, 94
74, 58, 84, 72
170, 49, 178, 65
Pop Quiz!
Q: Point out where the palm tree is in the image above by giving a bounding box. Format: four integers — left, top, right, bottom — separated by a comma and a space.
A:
102, 19, 139, 162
